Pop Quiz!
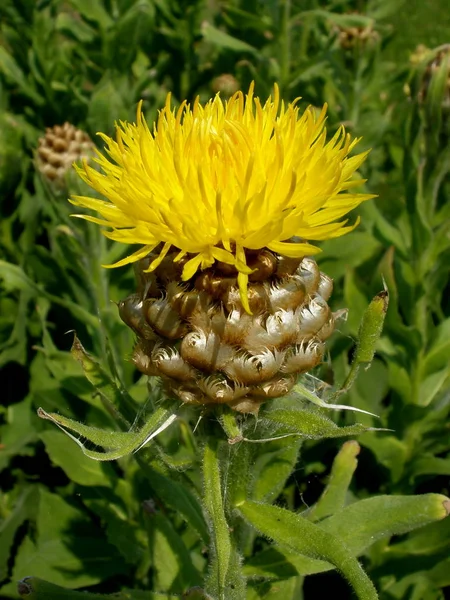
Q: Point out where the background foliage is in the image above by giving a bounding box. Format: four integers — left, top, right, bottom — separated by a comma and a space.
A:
1, 0, 449, 598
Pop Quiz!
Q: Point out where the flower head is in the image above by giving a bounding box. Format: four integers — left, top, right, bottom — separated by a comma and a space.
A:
72, 83, 373, 312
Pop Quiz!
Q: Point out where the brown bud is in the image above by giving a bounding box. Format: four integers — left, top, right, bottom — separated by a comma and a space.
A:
223, 349, 283, 385
281, 340, 324, 374
152, 347, 197, 380
132, 341, 159, 375
275, 255, 303, 277
267, 276, 306, 312
118, 294, 157, 340
297, 258, 321, 294
247, 249, 277, 281
195, 270, 236, 299
145, 297, 188, 339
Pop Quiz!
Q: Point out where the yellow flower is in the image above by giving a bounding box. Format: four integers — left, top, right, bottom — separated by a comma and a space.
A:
72, 83, 374, 313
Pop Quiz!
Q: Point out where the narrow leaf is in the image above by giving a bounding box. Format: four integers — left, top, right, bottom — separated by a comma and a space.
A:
37, 405, 177, 460
321, 494, 450, 555
201, 22, 259, 55
262, 407, 372, 439
239, 500, 378, 600
308, 441, 360, 521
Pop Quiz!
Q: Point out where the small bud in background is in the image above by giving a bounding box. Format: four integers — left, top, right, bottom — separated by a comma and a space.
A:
36, 122, 94, 188
336, 22, 379, 51
407, 43, 450, 152
211, 74, 240, 97
409, 44, 450, 109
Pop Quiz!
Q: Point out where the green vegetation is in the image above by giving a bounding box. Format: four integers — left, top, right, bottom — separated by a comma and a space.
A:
1, 1, 449, 598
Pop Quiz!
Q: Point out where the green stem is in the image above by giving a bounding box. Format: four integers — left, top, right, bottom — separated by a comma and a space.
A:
279, 0, 291, 90
203, 436, 231, 600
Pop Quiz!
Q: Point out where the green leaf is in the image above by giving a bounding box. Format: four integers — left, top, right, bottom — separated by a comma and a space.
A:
87, 75, 130, 136
10, 490, 127, 589
308, 441, 360, 521
318, 232, 382, 280
408, 455, 450, 479
136, 460, 209, 543
296, 9, 374, 29
17, 577, 162, 599
0, 487, 38, 580
40, 430, 115, 486
320, 494, 450, 555
241, 547, 299, 581
252, 437, 302, 503
261, 406, 372, 439
238, 500, 378, 599
247, 575, 303, 599
0, 46, 43, 104
0, 261, 99, 328
417, 367, 449, 406
146, 512, 202, 592
55, 11, 96, 43
67, 0, 113, 29
359, 433, 408, 483
0, 396, 37, 472
37, 404, 177, 460
387, 510, 450, 557
201, 22, 259, 55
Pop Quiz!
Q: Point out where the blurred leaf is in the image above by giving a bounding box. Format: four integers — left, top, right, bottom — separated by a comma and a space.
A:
16, 576, 163, 599
422, 318, 450, 374
0, 46, 43, 104
247, 575, 303, 599
0, 396, 37, 472
388, 513, 450, 557
10, 489, 128, 589
0, 487, 38, 580
296, 9, 375, 29
87, 75, 130, 136
55, 11, 97, 43
242, 547, 300, 581
67, 0, 113, 29
40, 430, 115, 486
308, 441, 360, 521
360, 433, 408, 482
137, 461, 209, 543
201, 22, 259, 55
408, 455, 450, 479
147, 512, 202, 592
319, 232, 382, 280
417, 367, 449, 406
0, 261, 98, 328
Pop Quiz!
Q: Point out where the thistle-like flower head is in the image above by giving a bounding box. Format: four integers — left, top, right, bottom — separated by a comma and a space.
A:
72, 84, 373, 312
